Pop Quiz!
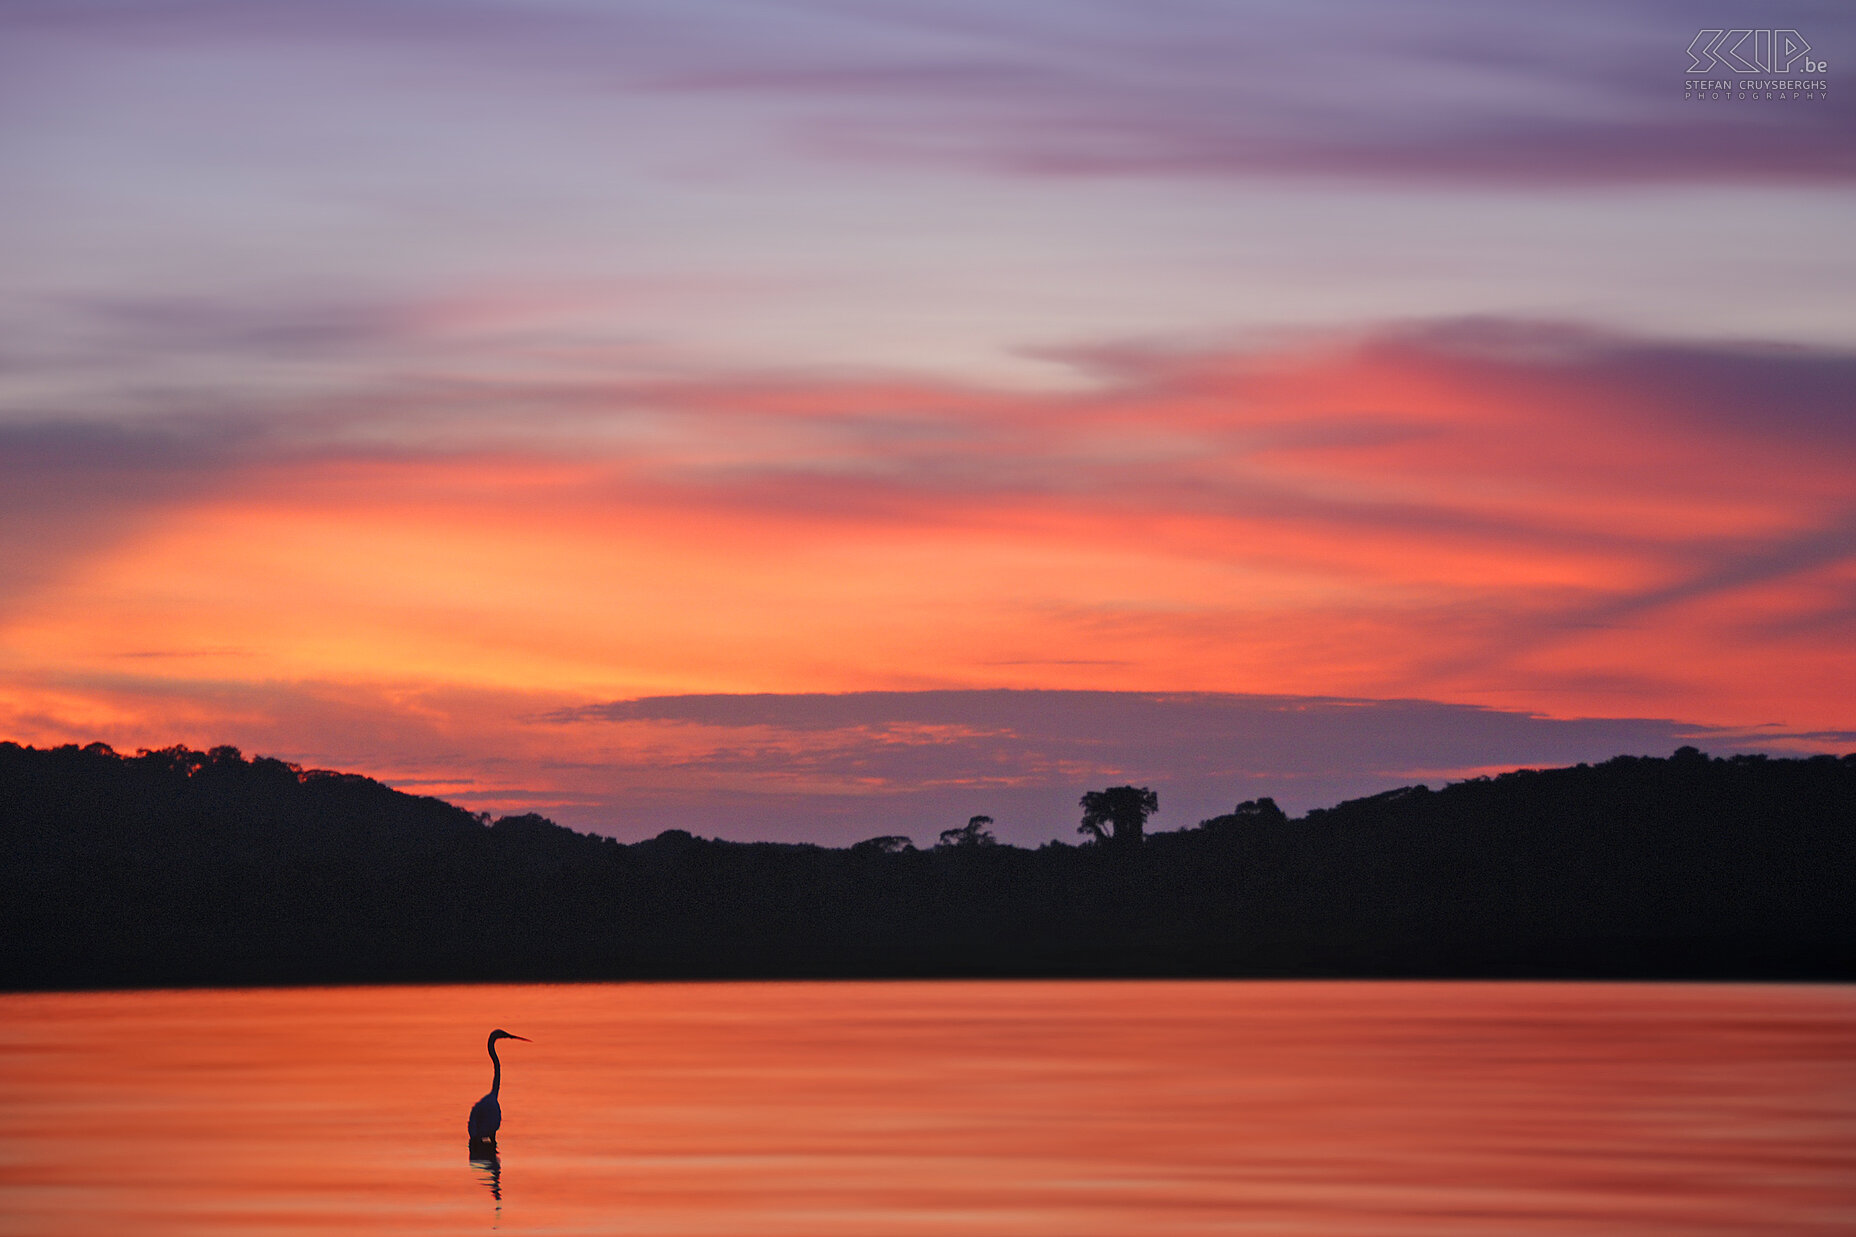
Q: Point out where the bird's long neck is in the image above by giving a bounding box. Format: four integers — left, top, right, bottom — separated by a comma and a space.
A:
487, 1037, 503, 1097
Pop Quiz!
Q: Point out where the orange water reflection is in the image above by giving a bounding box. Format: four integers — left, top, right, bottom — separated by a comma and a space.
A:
2, 982, 1852, 1234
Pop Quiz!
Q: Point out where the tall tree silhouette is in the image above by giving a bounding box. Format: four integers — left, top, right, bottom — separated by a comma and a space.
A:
937, 815, 997, 848
1079, 786, 1157, 847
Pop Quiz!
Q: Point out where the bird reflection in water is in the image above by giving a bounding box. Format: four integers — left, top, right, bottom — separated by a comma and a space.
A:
469, 1149, 502, 1202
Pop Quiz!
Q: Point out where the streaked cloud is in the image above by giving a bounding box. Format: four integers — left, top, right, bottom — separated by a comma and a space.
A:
10, 2, 1853, 392
1, 321, 1850, 761
10, 0, 1849, 184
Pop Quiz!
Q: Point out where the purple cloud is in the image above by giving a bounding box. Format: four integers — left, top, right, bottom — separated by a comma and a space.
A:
1373, 318, 1856, 445
541, 689, 1850, 844
780, 1, 1855, 183
10, 0, 1851, 183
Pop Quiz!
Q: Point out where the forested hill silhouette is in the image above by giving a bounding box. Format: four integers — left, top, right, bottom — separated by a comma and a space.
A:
3, 740, 1852, 991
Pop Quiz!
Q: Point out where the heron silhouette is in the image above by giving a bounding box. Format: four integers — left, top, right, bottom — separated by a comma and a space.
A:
467, 1029, 530, 1152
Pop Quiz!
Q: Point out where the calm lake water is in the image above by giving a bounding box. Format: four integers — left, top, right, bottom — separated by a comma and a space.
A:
1, 981, 1852, 1235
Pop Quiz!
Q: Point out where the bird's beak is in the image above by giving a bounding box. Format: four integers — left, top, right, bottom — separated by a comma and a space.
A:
507, 1034, 532, 1041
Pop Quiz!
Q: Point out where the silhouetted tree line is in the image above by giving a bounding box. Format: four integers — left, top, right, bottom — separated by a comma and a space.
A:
2, 740, 1852, 991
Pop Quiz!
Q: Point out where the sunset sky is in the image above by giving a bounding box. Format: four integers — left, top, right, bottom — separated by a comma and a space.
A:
3, 0, 1852, 844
